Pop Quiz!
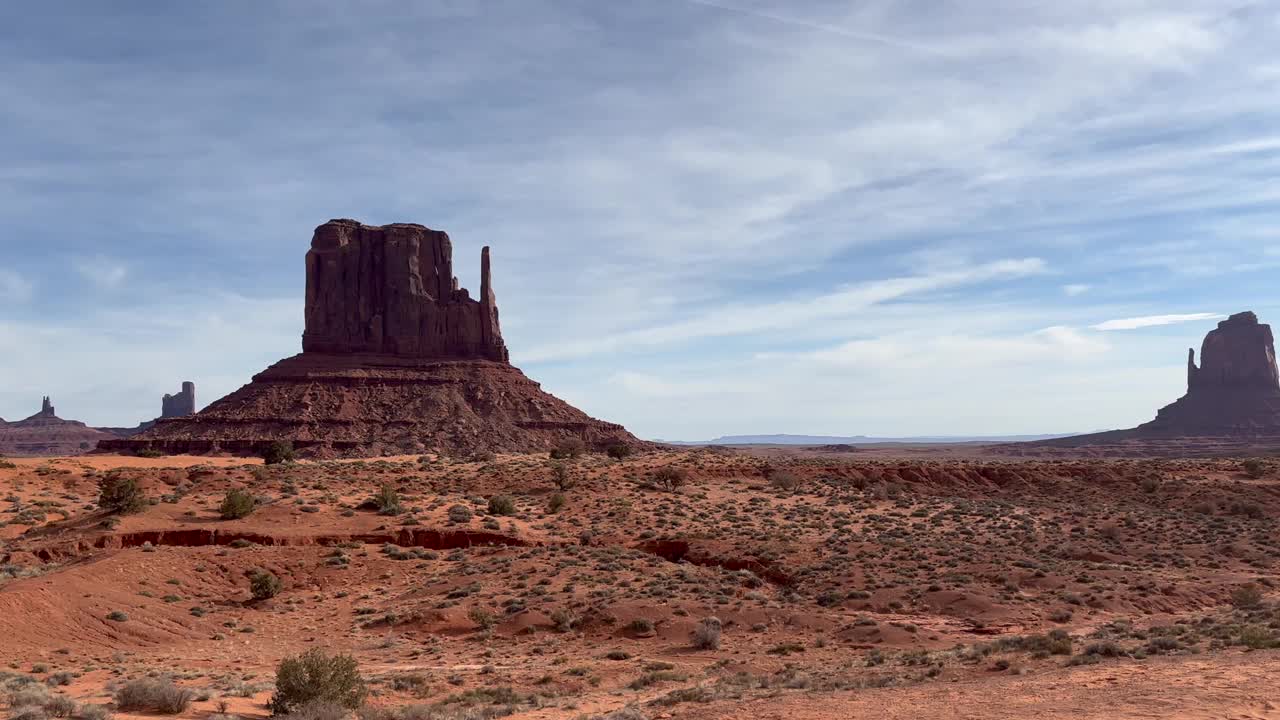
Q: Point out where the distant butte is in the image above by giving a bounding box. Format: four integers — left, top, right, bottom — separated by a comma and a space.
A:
101, 219, 642, 458
0, 396, 114, 456
1004, 311, 1280, 456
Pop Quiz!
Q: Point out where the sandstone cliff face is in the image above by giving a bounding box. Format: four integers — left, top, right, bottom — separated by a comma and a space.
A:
1187, 312, 1279, 392
302, 220, 508, 362
161, 382, 196, 418
1140, 311, 1280, 435
102, 218, 642, 458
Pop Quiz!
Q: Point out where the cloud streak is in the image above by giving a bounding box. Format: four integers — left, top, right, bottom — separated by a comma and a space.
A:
1093, 313, 1223, 331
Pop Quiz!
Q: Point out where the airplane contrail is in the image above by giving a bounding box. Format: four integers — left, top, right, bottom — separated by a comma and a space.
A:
676, 0, 949, 57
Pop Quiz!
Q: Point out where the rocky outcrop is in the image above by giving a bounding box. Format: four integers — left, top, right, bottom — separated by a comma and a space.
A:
161, 382, 196, 418
302, 220, 508, 362
101, 219, 643, 458
1139, 311, 1280, 435
1007, 311, 1280, 455
0, 397, 114, 456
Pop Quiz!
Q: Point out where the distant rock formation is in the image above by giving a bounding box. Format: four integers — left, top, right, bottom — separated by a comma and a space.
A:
0, 397, 114, 456
1003, 311, 1280, 456
303, 220, 508, 362
101, 219, 642, 458
1140, 311, 1280, 435
161, 382, 196, 418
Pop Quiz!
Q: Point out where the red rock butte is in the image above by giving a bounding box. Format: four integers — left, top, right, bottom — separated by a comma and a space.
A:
100, 219, 641, 458
1006, 310, 1280, 455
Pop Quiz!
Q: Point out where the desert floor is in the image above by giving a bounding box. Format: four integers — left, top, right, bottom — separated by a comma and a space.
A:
3, 448, 1279, 719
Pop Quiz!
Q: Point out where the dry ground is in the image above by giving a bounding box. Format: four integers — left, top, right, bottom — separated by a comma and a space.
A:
2, 449, 1279, 719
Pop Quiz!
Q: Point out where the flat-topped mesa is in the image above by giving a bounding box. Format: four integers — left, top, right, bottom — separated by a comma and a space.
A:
302, 219, 508, 362
1187, 311, 1279, 393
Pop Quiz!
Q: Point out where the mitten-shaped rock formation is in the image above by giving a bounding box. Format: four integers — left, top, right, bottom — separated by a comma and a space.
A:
303, 220, 508, 362
101, 219, 642, 458
1140, 311, 1280, 435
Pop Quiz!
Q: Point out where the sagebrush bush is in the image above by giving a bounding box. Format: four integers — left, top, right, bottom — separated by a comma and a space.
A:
550, 437, 586, 460
97, 474, 147, 515
606, 444, 632, 461
1232, 583, 1265, 610
487, 495, 516, 516
447, 504, 472, 524
550, 462, 576, 491
270, 649, 366, 716
219, 489, 257, 520
370, 485, 401, 516
251, 570, 283, 600
652, 467, 687, 492
114, 679, 193, 715
262, 441, 295, 465
691, 616, 722, 650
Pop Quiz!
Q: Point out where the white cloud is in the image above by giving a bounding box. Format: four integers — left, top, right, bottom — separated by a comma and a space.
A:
520, 257, 1046, 362
1092, 313, 1222, 331
1063, 284, 1091, 296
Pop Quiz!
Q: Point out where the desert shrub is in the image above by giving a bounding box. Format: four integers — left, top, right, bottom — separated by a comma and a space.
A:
135, 449, 165, 459
590, 709, 648, 720
105, 611, 129, 622
1240, 624, 1276, 650
369, 485, 401, 516
487, 495, 516, 516
114, 679, 194, 714
468, 606, 495, 630
606, 444, 632, 461
97, 474, 147, 515
551, 608, 580, 633
652, 467, 687, 492
629, 618, 655, 634
447, 504, 472, 524
547, 493, 566, 513
550, 462, 576, 491
1232, 583, 1265, 610
768, 471, 801, 491
270, 649, 367, 716
275, 701, 349, 720
77, 704, 112, 720
550, 437, 586, 460
690, 617, 722, 650
1243, 459, 1267, 479
262, 441, 295, 465
219, 489, 257, 520
251, 570, 283, 601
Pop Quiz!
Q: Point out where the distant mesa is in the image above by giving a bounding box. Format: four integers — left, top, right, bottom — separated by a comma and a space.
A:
101, 219, 641, 458
1011, 310, 1280, 455
0, 396, 114, 456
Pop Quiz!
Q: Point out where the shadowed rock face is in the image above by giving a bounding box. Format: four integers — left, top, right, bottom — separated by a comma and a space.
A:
302, 219, 508, 362
100, 218, 643, 458
161, 382, 196, 418
1188, 312, 1279, 392
1141, 311, 1280, 435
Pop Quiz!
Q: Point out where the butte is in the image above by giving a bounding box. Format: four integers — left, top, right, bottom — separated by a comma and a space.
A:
1008, 310, 1280, 455
0, 397, 115, 456
100, 219, 640, 458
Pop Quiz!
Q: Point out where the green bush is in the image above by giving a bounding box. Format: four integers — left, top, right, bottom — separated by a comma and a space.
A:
219, 489, 257, 520
135, 449, 165, 459
550, 461, 576, 491
97, 474, 147, 514
370, 484, 401, 516
262, 441, 296, 465
270, 648, 367, 716
652, 467, 687, 492
251, 570, 283, 601
606, 444, 632, 461
1243, 459, 1267, 479
1232, 583, 1265, 610
114, 679, 193, 714
447, 504, 472, 524
691, 616, 722, 649
487, 495, 516, 516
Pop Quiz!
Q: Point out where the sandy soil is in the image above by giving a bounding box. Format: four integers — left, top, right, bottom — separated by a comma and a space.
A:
2, 449, 1278, 719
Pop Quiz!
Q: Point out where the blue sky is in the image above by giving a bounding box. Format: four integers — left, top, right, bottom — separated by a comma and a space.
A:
2, 0, 1279, 438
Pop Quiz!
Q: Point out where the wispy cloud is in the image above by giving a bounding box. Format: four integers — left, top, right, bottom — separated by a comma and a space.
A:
1093, 313, 1223, 331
